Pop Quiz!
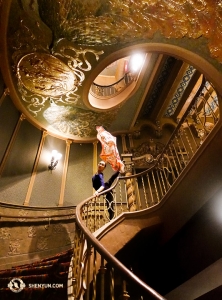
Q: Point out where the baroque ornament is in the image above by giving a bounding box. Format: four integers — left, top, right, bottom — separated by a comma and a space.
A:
0, 228, 11, 240
17, 53, 77, 97
5, 0, 222, 140
8, 240, 21, 256
16, 46, 104, 117
36, 236, 49, 250
38, 0, 222, 62
52, 223, 64, 234
43, 103, 118, 138
28, 226, 37, 238
18, 209, 28, 222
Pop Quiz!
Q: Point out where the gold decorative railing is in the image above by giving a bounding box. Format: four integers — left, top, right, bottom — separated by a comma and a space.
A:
70, 78, 219, 299
70, 214, 166, 300
80, 79, 220, 232
90, 72, 135, 99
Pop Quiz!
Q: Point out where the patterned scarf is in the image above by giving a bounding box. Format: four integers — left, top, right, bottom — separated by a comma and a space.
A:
96, 126, 124, 171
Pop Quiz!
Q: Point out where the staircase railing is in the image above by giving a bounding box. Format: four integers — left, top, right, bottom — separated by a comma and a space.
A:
70, 78, 220, 299
72, 204, 166, 299
79, 78, 220, 232
90, 72, 135, 99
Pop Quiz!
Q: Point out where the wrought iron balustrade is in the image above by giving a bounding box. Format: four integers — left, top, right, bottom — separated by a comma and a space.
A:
90, 72, 135, 99
80, 79, 220, 231
70, 79, 220, 299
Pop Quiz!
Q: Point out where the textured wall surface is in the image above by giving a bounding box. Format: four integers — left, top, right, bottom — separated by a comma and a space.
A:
0, 204, 75, 270
64, 142, 93, 206
0, 87, 127, 207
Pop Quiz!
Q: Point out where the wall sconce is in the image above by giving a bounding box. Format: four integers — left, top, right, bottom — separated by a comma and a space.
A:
48, 150, 62, 171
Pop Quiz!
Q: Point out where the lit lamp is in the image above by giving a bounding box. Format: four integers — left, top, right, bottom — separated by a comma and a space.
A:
48, 150, 62, 171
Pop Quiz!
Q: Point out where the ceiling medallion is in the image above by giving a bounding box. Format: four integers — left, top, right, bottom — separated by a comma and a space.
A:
17, 53, 77, 97
16, 47, 104, 117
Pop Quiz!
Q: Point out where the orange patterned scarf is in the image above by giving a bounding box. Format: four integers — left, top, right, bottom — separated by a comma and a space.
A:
96, 126, 124, 172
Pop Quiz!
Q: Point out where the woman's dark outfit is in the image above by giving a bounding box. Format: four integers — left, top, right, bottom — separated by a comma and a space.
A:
92, 171, 119, 220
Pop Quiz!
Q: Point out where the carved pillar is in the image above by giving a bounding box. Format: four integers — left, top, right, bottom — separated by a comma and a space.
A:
121, 153, 137, 212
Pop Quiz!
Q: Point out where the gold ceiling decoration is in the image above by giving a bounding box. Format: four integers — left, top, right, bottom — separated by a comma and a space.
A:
43, 104, 119, 138
38, 0, 222, 62
16, 45, 104, 117
17, 53, 77, 97
1, 0, 222, 141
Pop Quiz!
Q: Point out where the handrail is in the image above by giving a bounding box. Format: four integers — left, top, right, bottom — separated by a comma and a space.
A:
92, 72, 134, 88
90, 72, 135, 99
71, 78, 220, 299
75, 197, 166, 299
0, 213, 75, 220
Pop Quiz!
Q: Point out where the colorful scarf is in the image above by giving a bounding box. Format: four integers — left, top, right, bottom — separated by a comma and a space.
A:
96, 126, 124, 172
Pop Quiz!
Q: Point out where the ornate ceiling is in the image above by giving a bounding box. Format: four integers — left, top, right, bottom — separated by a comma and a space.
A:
0, 0, 221, 141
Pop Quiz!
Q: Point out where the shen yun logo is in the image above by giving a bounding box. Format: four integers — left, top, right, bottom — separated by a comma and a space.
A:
8, 278, 26, 293
8, 278, 64, 293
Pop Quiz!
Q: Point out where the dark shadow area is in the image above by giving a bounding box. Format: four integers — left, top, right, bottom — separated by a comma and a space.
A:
115, 187, 222, 296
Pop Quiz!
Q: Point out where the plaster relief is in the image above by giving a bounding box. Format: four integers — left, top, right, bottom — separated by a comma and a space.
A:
8, 240, 21, 256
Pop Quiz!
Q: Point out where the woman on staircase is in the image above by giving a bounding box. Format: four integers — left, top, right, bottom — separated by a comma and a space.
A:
92, 161, 123, 220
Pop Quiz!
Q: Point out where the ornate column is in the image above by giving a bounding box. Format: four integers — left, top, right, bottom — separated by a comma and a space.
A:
0, 113, 26, 176
58, 139, 72, 206
24, 130, 48, 206
121, 153, 137, 212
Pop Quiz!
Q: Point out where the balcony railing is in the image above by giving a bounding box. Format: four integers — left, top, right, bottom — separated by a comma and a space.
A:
90, 72, 135, 99
70, 78, 219, 299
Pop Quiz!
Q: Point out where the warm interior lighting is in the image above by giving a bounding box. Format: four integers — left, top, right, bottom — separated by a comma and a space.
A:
129, 53, 145, 72
48, 150, 62, 171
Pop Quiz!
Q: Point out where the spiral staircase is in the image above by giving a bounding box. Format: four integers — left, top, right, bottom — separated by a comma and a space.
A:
1, 1, 222, 299
0, 69, 221, 299
69, 78, 221, 299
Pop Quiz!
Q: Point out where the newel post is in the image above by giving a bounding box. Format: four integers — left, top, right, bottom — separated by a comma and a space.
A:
121, 153, 137, 212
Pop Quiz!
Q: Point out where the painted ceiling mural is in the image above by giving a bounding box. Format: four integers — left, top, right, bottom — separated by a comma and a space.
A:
1, 0, 222, 140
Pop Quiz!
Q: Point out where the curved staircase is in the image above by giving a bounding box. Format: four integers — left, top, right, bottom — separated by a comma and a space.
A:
0, 78, 220, 299
71, 78, 222, 299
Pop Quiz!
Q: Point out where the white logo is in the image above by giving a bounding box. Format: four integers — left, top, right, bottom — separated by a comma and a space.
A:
8, 278, 26, 293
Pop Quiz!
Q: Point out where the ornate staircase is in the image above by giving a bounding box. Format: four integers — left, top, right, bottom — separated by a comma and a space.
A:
0, 78, 220, 299
70, 78, 221, 299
